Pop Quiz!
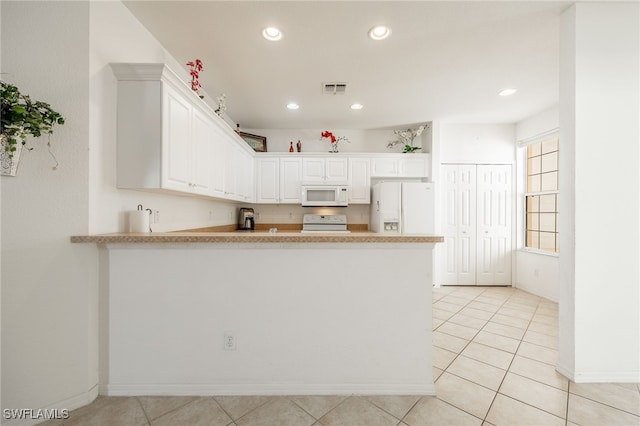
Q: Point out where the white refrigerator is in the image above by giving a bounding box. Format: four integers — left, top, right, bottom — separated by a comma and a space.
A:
370, 182, 435, 234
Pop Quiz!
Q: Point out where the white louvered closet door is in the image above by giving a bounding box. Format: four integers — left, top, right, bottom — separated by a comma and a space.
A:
441, 165, 477, 285
476, 165, 512, 285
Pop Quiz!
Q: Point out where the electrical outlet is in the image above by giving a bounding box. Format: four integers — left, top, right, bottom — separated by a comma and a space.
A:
154, 210, 160, 223
224, 332, 236, 351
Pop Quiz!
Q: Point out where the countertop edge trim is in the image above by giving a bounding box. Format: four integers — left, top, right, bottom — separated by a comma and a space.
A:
70, 234, 444, 244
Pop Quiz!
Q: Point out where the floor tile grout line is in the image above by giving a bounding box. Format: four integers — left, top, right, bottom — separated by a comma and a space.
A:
217, 396, 273, 424
306, 394, 354, 423
211, 396, 242, 425
134, 396, 152, 426
490, 297, 571, 423
407, 393, 487, 425
564, 381, 571, 426
442, 368, 505, 394
138, 396, 203, 424
505, 368, 568, 393
493, 300, 564, 393
398, 397, 426, 425
438, 286, 519, 422
432, 290, 489, 372
437, 289, 516, 351
491, 392, 568, 423
565, 391, 640, 418
287, 396, 322, 421
484, 293, 586, 425
477, 289, 544, 424
360, 395, 417, 424
478, 292, 523, 422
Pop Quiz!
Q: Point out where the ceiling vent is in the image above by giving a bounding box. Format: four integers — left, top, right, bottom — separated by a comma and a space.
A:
323, 82, 347, 95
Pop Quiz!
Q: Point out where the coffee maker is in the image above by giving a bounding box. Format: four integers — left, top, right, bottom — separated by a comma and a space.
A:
237, 208, 255, 231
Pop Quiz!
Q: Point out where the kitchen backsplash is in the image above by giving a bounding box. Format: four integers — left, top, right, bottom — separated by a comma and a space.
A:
250, 204, 370, 226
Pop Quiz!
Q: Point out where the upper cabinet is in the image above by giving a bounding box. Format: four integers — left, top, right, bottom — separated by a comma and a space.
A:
255, 157, 279, 203
111, 63, 255, 202
348, 158, 371, 204
254, 153, 429, 205
110, 63, 432, 206
255, 157, 302, 204
302, 157, 348, 184
279, 157, 303, 203
370, 154, 430, 178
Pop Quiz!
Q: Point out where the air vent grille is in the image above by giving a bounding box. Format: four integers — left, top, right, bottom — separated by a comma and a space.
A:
323, 82, 347, 95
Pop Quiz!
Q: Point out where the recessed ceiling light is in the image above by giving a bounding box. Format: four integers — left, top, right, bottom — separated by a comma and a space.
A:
286, 102, 299, 110
499, 88, 518, 97
368, 25, 392, 41
350, 103, 363, 110
262, 27, 282, 41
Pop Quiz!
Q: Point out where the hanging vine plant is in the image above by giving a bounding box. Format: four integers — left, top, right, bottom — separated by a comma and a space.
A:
0, 81, 65, 175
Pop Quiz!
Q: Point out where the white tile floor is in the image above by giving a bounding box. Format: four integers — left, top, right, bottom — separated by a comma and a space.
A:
41, 286, 640, 426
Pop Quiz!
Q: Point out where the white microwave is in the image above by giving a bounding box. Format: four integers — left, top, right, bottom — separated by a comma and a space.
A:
301, 185, 349, 207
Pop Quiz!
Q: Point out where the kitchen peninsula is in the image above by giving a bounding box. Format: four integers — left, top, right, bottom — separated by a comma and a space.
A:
73, 231, 442, 396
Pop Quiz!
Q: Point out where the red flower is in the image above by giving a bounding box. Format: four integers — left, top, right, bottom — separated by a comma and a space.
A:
321, 131, 337, 143
186, 59, 204, 94
187, 59, 203, 72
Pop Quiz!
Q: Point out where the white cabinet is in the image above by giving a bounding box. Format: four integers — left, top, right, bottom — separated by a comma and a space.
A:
370, 155, 429, 178
279, 158, 303, 203
210, 126, 228, 198
400, 157, 429, 177
302, 157, 348, 183
234, 147, 254, 202
255, 158, 279, 203
111, 63, 255, 202
163, 85, 192, 191
440, 164, 512, 286
189, 108, 216, 194
348, 158, 371, 204
371, 157, 398, 177
255, 157, 302, 203
224, 144, 254, 201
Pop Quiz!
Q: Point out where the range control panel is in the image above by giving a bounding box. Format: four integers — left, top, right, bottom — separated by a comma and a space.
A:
302, 214, 349, 232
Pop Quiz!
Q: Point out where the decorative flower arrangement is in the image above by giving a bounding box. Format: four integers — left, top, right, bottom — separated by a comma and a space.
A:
387, 124, 428, 153
186, 59, 204, 98
0, 81, 65, 175
321, 130, 350, 153
215, 93, 227, 116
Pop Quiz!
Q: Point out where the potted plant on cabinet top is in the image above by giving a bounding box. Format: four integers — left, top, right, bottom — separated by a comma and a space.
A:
0, 81, 65, 176
387, 124, 428, 153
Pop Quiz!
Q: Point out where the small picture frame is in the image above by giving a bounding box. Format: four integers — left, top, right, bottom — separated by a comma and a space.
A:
238, 132, 267, 152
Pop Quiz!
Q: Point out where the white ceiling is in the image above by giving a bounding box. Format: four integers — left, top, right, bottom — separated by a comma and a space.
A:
123, 1, 568, 130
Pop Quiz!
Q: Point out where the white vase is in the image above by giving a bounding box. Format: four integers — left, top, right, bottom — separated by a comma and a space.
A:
1, 134, 22, 176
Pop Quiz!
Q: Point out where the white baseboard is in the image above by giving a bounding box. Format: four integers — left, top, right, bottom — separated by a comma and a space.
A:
557, 363, 640, 383
100, 383, 436, 397
514, 282, 558, 303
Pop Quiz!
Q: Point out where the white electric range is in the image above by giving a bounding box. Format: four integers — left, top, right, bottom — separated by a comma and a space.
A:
301, 214, 350, 233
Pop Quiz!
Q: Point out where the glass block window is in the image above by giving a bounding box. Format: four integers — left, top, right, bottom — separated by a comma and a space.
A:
525, 137, 559, 253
